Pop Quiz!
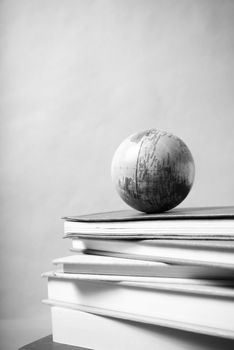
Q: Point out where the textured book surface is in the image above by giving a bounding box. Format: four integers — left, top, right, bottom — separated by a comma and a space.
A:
49, 306, 234, 350
64, 206, 234, 222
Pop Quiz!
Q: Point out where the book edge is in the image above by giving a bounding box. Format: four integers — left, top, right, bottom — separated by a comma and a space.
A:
43, 299, 234, 340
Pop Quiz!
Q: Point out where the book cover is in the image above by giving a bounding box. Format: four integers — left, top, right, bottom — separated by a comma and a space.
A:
49, 306, 234, 349
42, 270, 234, 284
64, 206, 234, 223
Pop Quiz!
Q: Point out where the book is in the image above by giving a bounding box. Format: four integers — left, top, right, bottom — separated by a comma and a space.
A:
43, 272, 234, 337
52, 254, 234, 278
63, 206, 234, 239
42, 270, 234, 285
71, 238, 234, 268
49, 306, 234, 350
53, 254, 170, 276
64, 206, 234, 221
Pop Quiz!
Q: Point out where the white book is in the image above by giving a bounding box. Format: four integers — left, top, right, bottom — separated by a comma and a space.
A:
52, 254, 234, 278
43, 271, 234, 338
49, 305, 234, 350
64, 218, 234, 239
71, 238, 234, 268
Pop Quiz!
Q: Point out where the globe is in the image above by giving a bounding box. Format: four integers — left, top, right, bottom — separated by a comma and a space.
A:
111, 129, 195, 213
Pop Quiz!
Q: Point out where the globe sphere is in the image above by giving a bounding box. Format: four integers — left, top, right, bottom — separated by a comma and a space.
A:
111, 129, 195, 213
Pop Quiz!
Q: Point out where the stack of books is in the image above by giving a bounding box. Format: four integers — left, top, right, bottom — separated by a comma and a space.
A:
42, 206, 234, 350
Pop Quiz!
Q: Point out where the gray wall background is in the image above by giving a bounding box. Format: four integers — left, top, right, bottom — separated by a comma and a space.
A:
1, 0, 234, 349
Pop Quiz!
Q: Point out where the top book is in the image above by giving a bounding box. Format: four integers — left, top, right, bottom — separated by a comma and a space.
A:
64, 206, 234, 222
63, 206, 234, 240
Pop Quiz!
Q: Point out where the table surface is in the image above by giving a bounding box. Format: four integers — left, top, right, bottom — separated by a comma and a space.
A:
18, 335, 91, 350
